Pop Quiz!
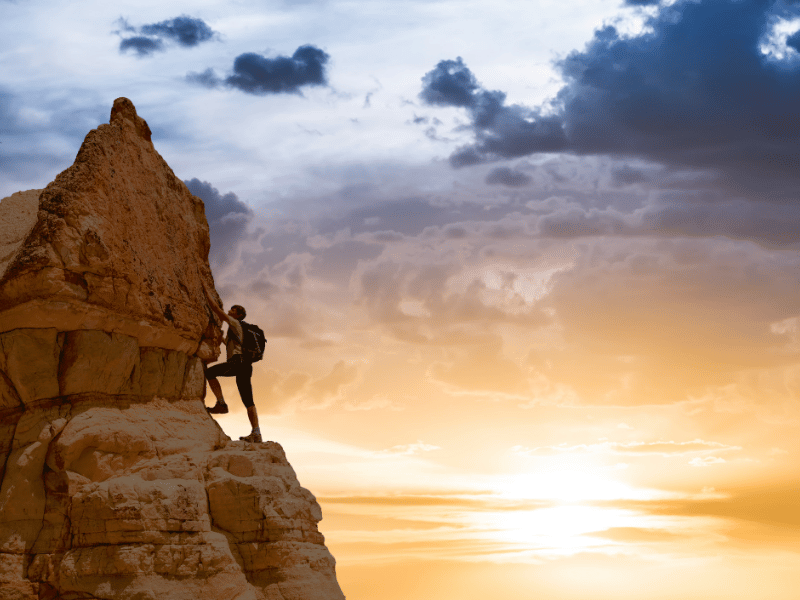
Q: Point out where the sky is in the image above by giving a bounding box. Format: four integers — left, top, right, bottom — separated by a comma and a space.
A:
2, 0, 800, 598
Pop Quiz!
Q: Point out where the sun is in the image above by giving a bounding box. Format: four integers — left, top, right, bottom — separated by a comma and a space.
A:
471, 467, 665, 558
497, 458, 648, 503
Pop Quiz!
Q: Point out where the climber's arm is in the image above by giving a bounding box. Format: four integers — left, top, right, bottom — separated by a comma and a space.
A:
202, 283, 235, 327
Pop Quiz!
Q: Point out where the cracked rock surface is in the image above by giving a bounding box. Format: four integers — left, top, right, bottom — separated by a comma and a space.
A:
0, 99, 345, 600
0, 97, 222, 358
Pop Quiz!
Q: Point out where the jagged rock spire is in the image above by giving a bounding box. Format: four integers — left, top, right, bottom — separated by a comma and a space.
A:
0, 97, 221, 357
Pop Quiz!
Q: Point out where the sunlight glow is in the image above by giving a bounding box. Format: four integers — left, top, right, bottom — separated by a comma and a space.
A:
495, 469, 660, 502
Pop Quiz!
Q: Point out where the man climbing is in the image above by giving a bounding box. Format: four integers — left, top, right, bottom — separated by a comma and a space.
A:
202, 283, 262, 443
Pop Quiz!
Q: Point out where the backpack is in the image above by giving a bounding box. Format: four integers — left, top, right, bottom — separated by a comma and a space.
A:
237, 320, 266, 363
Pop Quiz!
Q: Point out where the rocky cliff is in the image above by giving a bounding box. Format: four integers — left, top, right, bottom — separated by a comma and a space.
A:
0, 99, 345, 600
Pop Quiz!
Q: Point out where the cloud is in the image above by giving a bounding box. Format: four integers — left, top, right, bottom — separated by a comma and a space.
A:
377, 441, 441, 456
513, 439, 742, 456
318, 494, 498, 508
306, 239, 383, 283
618, 485, 800, 528
0, 88, 106, 138
185, 68, 219, 88
611, 165, 650, 186
353, 246, 552, 346
320, 198, 463, 237
255, 361, 361, 411
0, 88, 106, 194
209, 158, 800, 409
188, 45, 330, 95
419, 57, 567, 167
184, 178, 254, 267
118, 36, 164, 57
528, 232, 800, 405
307, 360, 359, 406
139, 15, 216, 47
587, 527, 679, 543
118, 15, 217, 56
419, 57, 484, 108
420, 0, 800, 194
507, 170, 800, 248
485, 167, 532, 187
221, 158, 800, 409
639, 199, 800, 247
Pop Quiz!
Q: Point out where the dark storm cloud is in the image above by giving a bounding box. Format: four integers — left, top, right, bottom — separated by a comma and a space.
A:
119, 36, 164, 57
184, 178, 254, 267
118, 15, 216, 56
139, 16, 215, 47
485, 166, 532, 187
420, 0, 800, 193
419, 57, 567, 167
419, 57, 482, 108
555, 0, 800, 171
188, 45, 330, 95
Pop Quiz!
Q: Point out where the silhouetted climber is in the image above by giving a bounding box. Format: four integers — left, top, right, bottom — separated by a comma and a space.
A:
202, 283, 262, 443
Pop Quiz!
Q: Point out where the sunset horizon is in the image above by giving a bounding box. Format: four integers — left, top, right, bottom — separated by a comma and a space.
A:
3, 0, 799, 597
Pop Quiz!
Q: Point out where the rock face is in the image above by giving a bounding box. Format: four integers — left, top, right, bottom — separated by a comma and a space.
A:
0, 190, 41, 281
0, 98, 221, 358
0, 99, 345, 600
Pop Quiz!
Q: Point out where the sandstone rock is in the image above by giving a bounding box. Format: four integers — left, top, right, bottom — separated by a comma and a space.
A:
0, 189, 41, 281
0, 401, 345, 599
58, 330, 139, 396
0, 97, 223, 357
0, 328, 60, 404
0, 99, 345, 600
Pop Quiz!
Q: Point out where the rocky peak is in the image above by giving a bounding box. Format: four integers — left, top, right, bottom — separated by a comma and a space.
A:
0, 97, 221, 357
110, 97, 152, 141
0, 99, 345, 600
